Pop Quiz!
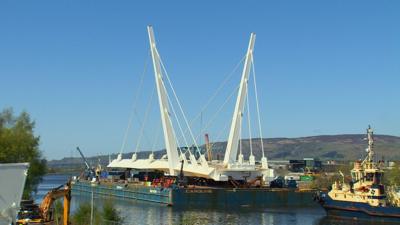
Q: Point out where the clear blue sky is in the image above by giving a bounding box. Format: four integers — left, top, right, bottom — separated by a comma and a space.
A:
1, 1, 399, 160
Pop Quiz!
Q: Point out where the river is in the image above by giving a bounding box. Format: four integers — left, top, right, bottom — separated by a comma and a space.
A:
35, 174, 394, 225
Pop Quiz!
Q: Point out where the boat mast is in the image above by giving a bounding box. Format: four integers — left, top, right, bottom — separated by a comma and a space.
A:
366, 125, 374, 162
147, 26, 180, 175
223, 33, 256, 166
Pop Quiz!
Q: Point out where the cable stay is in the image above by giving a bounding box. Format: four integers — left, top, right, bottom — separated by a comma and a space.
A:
182, 55, 246, 140
193, 84, 239, 145
245, 82, 255, 165
134, 86, 156, 155
155, 49, 204, 160
118, 53, 150, 156
208, 115, 232, 154
238, 116, 243, 164
161, 79, 192, 156
251, 57, 268, 168
109, 26, 274, 182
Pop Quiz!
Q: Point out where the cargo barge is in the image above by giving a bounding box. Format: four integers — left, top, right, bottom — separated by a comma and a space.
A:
72, 180, 317, 208
71, 26, 319, 209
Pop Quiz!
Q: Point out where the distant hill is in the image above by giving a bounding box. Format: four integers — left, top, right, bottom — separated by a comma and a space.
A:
48, 134, 400, 168
208, 134, 400, 161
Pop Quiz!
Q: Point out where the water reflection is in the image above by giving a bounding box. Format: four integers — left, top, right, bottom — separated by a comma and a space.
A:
71, 194, 326, 225
37, 175, 400, 225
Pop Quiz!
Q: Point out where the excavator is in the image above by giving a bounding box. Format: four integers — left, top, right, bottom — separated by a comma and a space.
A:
16, 181, 71, 225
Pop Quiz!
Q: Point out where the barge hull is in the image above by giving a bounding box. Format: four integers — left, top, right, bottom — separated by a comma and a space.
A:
172, 188, 316, 207
72, 182, 317, 208
317, 191, 400, 222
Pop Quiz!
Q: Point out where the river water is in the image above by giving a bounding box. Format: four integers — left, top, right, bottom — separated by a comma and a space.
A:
35, 174, 395, 225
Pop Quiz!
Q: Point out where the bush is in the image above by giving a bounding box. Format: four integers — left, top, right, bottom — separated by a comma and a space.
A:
73, 201, 123, 225
102, 201, 124, 225
72, 202, 100, 225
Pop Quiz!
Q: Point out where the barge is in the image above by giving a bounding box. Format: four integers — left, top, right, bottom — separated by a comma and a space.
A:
72, 180, 317, 208
72, 26, 319, 209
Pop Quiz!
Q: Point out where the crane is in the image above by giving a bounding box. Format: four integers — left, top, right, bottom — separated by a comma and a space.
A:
76, 146, 95, 179
76, 147, 91, 171
205, 133, 212, 161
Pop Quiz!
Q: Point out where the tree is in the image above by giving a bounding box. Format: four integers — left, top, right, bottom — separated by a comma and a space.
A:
102, 201, 124, 225
311, 162, 352, 189
0, 108, 47, 199
72, 201, 123, 225
384, 162, 400, 186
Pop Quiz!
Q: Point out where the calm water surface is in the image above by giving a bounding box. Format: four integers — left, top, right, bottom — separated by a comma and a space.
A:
36, 174, 397, 225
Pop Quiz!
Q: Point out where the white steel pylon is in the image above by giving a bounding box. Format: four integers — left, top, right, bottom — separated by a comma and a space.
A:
147, 26, 180, 175
108, 28, 273, 182
223, 33, 256, 166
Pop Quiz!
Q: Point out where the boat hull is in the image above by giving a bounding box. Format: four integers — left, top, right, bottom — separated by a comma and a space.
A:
316, 191, 400, 223
72, 181, 317, 208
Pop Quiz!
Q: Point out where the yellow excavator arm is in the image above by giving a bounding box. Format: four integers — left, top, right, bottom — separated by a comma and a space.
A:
39, 181, 71, 225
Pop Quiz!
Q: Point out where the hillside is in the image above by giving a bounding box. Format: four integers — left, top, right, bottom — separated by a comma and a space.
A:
48, 134, 400, 168
208, 134, 400, 161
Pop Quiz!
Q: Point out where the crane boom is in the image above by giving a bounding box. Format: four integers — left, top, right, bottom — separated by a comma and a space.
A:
76, 147, 91, 170
205, 133, 212, 161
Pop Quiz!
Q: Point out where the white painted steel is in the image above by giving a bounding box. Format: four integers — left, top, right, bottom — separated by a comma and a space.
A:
108, 28, 274, 182
147, 26, 180, 175
223, 33, 256, 166
0, 163, 29, 224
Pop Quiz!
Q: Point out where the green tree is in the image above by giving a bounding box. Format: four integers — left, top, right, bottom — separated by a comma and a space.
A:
73, 201, 124, 225
0, 108, 47, 198
384, 163, 400, 186
102, 201, 124, 225
311, 162, 352, 189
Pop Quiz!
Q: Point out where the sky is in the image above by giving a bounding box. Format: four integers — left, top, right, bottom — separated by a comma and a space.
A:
1, 1, 399, 160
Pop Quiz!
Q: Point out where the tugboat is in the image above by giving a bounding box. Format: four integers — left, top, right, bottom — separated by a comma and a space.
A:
315, 126, 400, 222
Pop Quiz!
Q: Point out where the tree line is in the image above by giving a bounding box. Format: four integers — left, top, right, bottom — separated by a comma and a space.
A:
0, 108, 47, 199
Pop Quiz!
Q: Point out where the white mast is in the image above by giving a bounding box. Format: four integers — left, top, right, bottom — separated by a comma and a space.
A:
147, 26, 180, 175
366, 125, 375, 163
223, 33, 256, 166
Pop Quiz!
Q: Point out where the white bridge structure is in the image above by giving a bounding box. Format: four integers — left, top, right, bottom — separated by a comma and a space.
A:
108, 26, 274, 181
0, 163, 29, 224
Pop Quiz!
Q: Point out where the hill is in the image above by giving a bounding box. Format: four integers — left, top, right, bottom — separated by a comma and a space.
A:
48, 134, 400, 169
